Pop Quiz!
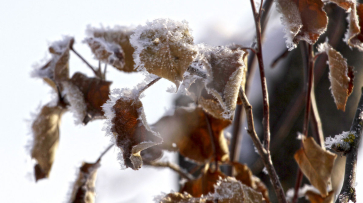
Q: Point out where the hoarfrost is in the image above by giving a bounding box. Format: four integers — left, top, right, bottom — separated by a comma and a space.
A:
325, 131, 355, 152
62, 82, 86, 125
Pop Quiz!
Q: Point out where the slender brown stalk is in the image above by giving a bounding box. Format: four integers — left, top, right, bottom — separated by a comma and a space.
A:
138, 77, 161, 97
204, 111, 218, 170
335, 88, 363, 203
96, 144, 114, 163
292, 42, 314, 203
310, 82, 325, 148
239, 88, 287, 203
70, 47, 99, 77
249, 0, 271, 151
146, 161, 194, 181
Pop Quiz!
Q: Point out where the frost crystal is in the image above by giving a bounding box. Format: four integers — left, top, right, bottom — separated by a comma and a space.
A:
325, 131, 355, 152
62, 82, 87, 125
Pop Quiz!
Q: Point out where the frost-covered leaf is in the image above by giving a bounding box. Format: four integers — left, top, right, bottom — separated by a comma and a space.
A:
294, 136, 337, 197
232, 162, 270, 203
305, 190, 334, 203
68, 161, 100, 203
84, 37, 125, 69
153, 106, 231, 163
130, 19, 197, 89
317, 42, 354, 111
102, 88, 162, 170
86, 26, 136, 72
31, 104, 65, 181
275, 0, 327, 50
199, 88, 227, 120
66, 72, 112, 125
181, 165, 226, 197
32, 37, 74, 89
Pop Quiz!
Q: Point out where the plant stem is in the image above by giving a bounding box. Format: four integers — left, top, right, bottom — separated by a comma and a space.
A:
335, 88, 363, 203
138, 77, 161, 97
96, 144, 114, 163
310, 82, 325, 148
239, 88, 287, 203
70, 47, 99, 77
204, 111, 218, 170
146, 161, 194, 181
249, 0, 271, 151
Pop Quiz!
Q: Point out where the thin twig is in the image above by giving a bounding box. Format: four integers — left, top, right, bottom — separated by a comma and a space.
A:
271, 49, 289, 68
146, 161, 194, 181
250, 0, 271, 151
96, 144, 114, 163
204, 111, 218, 170
335, 88, 363, 203
310, 82, 325, 148
103, 63, 107, 80
138, 77, 162, 97
70, 47, 99, 77
239, 88, 287, 203
292, 42, 314, 203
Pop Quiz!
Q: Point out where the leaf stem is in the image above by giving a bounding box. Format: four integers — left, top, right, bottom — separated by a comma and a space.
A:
146, 161, 194, 181
239, 88, 287, 203
335, 88, 363, 203
96, 144, 114, 163
138, 77, 161, 97
70, 47, 99, 77
203, 111, 218, 171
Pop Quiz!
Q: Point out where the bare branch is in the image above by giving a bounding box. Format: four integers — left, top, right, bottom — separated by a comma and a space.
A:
145, 161, 194, 181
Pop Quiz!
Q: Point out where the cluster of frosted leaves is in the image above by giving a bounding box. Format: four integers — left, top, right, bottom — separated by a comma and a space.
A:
294, 136, 337, 197
156, 177, 265, 203
31, 104, 66, 181
188, 45, 248, 120
152, 105, 231, 163
275, 0, 327, 50
85, 26, 136, 72
130, 18, 198, 89
317, 42, 354, 111
63, 72, 112, 125
102, 85, 162, 170
32, 36, 74, 90
68, 161, 100, 203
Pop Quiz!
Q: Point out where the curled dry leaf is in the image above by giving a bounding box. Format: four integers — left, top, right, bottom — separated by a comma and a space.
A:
130, 19, 197, 89
275, 0, 327, 50
86, 26, 136, 72
197, 45, 248, 120
69, 162, 100, 203
305, 190, 335, 203
102, 88, 162, 170
294, 136, 337, 197
181, 165, 226, 197
31, 104, 65, 181
317, 42, 354, 111
232, 162, 270, 203
65, 72, 112, 125
158, 177, 264, 203
153, 106, 231, 163
32, 37, 74, 90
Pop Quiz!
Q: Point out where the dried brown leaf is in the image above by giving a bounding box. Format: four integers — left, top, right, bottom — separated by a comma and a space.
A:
131, 19, 197, 89
275, 0, 327, 49
294, 137, 337, 197
203, 46, 248, 120
305, 190, 335, 203
69, 162, 100, 203
86, 26, 136, 72
153, 106, 231, 163
317, 42, 354, 111
31, 104, 65, 181
102, 88, 162, 170
67, 72, 112, 124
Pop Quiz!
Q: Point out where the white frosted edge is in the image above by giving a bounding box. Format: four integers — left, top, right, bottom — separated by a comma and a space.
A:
85, 24, 134, 37
25, 103, 43, 155
130, 18, 194, 72
62, 81, 87, 125
325, 131, 354, 151
286, 184, 319, 201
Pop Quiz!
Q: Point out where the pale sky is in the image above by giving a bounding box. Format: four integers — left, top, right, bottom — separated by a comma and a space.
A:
0, 0, 361, 202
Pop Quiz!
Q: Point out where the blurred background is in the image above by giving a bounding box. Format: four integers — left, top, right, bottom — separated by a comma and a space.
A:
0, 0, 362, 202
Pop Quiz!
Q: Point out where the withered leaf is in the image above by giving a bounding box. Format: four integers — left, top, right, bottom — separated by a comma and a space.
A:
102, 88, 162, 170
130, 19, 197, 89
69, 161, 100, 203
232, 162, 270, 203
275, 0, 327, 49
294, 136, 337, 197
153, 106, 231, 163
181, 165, 226, 197
86, 26, 136, 72
305, 190, 335, 203
32, 37, 74, 90
317, 42, 354, 111
200, 46, 248, 120
84, 37, 125, 69
67, 72, 112, 124
31, 104, 65, 181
